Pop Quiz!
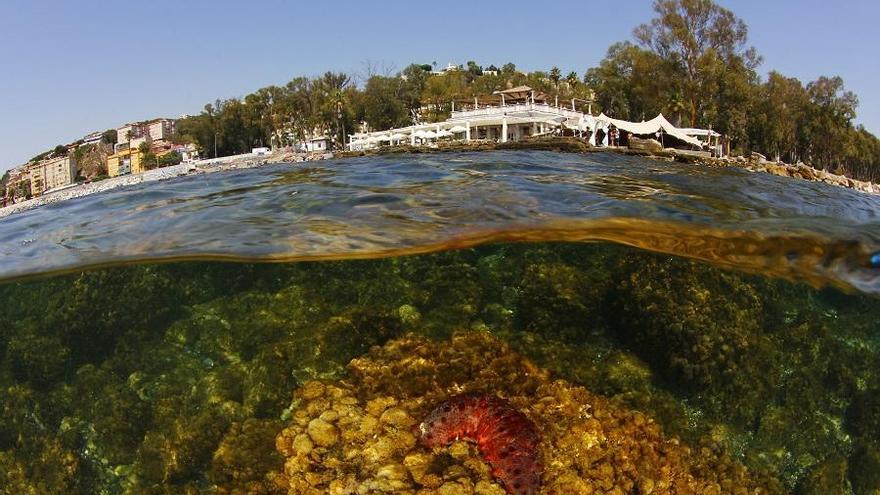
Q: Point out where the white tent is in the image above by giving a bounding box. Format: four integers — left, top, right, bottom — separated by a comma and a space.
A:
595, 113, 703, 147
389, 133, 408, 141
449, 125, 468, 133
422, 130, 438, 139
436, 129, 453, 138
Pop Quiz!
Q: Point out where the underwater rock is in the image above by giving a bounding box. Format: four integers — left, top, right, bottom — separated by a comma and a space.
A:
307, 417, 339, 447
52, 267, 183, 364
609, 255, 777, 425
400, 251, 484, 333
514, 261, 607, 340
59, 365, 152, 467
846, 386, 880, 442
419, 393, 542, 495
210, 418, 284, 493
0, 437, 80, 494
849, 441, 880, 495
132, 408, 230, 487
795, 456, 849, 495
6, 328, 70, 390
272, 332, 782, 494
0, 386, 81, 493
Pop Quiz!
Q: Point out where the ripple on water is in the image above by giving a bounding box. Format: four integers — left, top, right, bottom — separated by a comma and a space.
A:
0, 150, 878, 293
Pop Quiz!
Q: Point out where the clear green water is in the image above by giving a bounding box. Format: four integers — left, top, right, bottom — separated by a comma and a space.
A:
1, 245, 878, 494
1, 151, 880, 494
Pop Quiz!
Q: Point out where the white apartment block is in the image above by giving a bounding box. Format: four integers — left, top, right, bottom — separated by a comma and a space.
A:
148, 119, 175, 142
116, 123, 146, 145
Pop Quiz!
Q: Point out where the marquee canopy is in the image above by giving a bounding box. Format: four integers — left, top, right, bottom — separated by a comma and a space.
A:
580, 113, 704, 147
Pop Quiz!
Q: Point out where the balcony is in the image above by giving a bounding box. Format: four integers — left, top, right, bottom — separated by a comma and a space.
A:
449, 102, 584, 121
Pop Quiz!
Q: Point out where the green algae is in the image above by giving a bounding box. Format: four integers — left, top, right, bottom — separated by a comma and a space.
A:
0, 243, 878, 493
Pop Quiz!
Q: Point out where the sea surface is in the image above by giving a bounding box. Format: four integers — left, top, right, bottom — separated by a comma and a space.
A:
0, 150, 879, 494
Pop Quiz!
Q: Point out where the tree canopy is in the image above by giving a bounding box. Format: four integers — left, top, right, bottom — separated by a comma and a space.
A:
583, 0, 880, 180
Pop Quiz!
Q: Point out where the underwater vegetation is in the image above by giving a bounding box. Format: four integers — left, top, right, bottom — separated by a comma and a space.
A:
0, 242, 877, 493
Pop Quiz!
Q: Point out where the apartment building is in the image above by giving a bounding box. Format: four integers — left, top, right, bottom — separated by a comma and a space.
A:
116, 123, 146, 147
148, 119, 175, 142
26, 155, 78, 195
107, 148, 145, 177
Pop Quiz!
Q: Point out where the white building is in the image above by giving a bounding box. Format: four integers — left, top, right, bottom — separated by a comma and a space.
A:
115, 119, 175, 152
116, 123, 145, 146
173, 143, 199, 163
81, 131, 103, 145
305, 137, 329, 152
129, 135, 150, 151
349, 85, 708, 151
148, 119, 175, 142
349, 86, 587, 150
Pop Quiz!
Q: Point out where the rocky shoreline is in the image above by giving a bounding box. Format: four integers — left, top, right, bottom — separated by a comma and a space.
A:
2, 138, 876, 220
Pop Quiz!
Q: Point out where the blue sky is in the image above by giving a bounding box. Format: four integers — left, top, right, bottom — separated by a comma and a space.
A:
1, 0, 878, 172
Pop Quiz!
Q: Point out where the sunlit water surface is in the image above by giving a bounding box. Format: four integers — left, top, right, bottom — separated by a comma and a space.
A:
1, 151, 879, 494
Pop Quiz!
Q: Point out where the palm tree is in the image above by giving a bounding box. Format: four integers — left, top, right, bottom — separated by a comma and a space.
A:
317, 72, 352, 147
549, 67, 561, 87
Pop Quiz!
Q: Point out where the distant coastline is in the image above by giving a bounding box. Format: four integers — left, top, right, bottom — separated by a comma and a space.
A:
0, 151, 327, 219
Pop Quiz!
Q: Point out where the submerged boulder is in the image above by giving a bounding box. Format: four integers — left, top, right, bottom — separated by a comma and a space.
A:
270, 332, 782, 494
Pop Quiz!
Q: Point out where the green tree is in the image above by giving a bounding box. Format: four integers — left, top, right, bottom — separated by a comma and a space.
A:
313, 72, 354, 148
634, 0, 760, 128
281, 77, 317, 145
362, 75, 409, 130
29, 151, 51, 163
102, 129, 117, 145
465, 61, 483, 82
748, 72, 809, 162
0, 170, 8, 200
803, 75, 858, 170
549, 67, 561, 87
585, 42, 668, 120
421, 73, 466, 122
159, 151, 182, 167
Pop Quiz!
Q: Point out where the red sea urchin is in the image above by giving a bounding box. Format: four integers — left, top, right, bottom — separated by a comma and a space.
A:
418, 393, 542, 495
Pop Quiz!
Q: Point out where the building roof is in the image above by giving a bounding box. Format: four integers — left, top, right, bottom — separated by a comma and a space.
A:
496, 85, 533, 95
486, 86, 548, 104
